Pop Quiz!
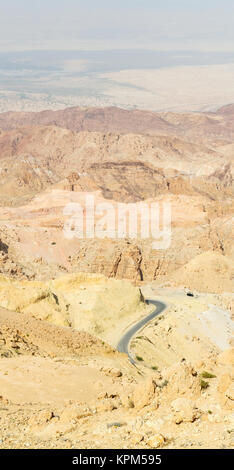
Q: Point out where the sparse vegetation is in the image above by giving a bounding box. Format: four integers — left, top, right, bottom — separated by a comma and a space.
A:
107, 422, 126, 429
136, 355, 144, 362
201, 371, 216, 379
0, 100, 233, 450
200, 379, 209, 390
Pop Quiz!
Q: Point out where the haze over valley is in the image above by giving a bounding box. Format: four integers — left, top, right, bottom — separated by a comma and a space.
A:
1, 50, 234, 113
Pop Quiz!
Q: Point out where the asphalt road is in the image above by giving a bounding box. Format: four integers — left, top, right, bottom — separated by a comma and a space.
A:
117, 299, 167, 364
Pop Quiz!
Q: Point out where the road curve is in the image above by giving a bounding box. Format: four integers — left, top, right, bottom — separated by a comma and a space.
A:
117, 299, 167, 364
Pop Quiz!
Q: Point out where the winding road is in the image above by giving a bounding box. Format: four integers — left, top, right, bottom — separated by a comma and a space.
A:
117, 299, 167, 364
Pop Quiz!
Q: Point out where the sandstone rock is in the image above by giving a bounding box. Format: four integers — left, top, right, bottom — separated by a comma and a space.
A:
60, 404, 92, 423
146, 434, 165, 449
96, 399, 118, 412
111, 368, 123, 378
171, 398, 201, 424
97, 392, 109, 400
0, 395, 9, 405
120, 392, 134, 409
131, 433, 145, 445
133, 378, 156, 410
102, 368, 122, 378
28, 410, 53, 427
161, 361, 200, 401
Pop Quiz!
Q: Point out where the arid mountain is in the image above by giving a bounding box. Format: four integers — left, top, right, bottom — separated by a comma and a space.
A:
217, 103, 234, 116
0, 124, 233, 206
1, 104, 234, 141
0, 107, 175, 135
0, 105, 233, 282
0, 105, 233, 450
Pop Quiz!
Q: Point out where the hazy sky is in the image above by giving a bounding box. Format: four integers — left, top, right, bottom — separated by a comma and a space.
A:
0, 0, 234, 51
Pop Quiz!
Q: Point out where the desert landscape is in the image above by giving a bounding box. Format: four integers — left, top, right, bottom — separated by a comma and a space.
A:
0, 103, 233, 450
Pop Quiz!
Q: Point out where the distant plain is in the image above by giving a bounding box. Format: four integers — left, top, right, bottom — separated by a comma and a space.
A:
1, 49, 234, 112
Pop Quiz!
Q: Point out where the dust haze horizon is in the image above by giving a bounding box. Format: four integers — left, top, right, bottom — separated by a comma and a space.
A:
0, 0, 234, 113
1, 0, 234, 51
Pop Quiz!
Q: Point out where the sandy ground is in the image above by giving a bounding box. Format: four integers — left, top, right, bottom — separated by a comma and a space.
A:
0, 357, 126, 406
100, 63, 234, 112
0, 281, 233, 449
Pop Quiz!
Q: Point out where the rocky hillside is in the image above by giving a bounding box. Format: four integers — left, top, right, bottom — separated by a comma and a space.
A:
1, 104, 234, 140
0, 104, 233, 286
0, 125, 233, 206
0, 105, 233, 450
